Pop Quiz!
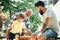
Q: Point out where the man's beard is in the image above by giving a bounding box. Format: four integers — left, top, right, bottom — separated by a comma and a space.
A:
39, 10, 44, 15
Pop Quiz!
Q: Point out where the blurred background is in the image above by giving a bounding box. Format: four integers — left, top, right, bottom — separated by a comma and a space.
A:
0, 0, 60, 40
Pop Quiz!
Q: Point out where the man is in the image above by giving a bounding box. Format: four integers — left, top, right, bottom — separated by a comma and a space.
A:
35, 1, 59, 40
24, 9, 33, 29
22, 9, 33, 35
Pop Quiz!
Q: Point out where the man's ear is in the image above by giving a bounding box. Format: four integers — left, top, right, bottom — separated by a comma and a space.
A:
36, 6, 41, 11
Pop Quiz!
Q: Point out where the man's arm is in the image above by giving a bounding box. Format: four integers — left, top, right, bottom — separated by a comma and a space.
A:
22, 22, 32, 34
41, 17, 50, 33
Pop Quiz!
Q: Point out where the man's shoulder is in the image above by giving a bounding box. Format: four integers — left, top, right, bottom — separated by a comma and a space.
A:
47, 8, 54, 13
46, 8, 54, 17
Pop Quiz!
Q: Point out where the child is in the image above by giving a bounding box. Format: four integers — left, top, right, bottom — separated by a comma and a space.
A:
7, 13, 31, 40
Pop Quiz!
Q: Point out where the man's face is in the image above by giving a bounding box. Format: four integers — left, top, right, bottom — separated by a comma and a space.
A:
26, 11, 32, 17
36, 6, 44, 15
36, 6, 41, 12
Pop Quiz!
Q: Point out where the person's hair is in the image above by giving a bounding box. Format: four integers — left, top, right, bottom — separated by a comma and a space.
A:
27, 9, 33, 14
17, 13, 25, 19
35, 1, 45, 7
25, 9, 33, 16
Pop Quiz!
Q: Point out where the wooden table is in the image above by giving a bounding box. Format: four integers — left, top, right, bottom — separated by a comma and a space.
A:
20, 36, 31, 40
19, 34, 37, 40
